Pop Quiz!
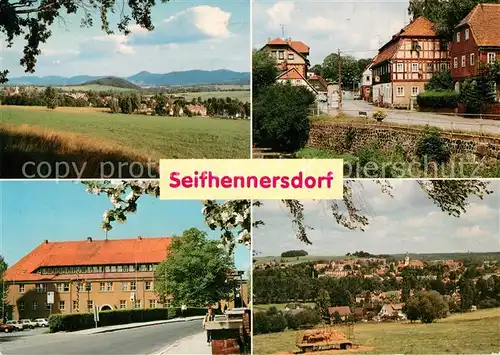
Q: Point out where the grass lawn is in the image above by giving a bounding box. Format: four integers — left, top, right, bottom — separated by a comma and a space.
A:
179, 90, 250, 102
0, 106, 249, 177
254, 308, 500, 354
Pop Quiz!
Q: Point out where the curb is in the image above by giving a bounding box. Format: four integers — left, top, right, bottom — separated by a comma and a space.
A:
148, 331, 207, 355
77, 316, 204, 335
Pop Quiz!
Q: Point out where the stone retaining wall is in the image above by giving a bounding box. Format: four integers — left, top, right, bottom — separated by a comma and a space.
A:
308, 122, 500, 161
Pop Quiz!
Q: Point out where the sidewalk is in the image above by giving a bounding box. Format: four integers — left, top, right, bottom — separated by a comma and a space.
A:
151, 331, 210, 355
74, 316, 204, 335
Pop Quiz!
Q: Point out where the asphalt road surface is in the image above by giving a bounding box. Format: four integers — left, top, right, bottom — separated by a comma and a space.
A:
0, 320, 203, 355
338, 99, 500, 135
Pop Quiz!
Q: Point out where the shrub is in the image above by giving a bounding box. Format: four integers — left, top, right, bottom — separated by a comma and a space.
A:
417, 90, 458, 109
425, 69, 453, 91
48, 307, 205, 333
253, 83, 315, 153
403, 290, 449, 324
372, 109, 387, 122
285, 309, 321, 330
416, 126, 450, 167
281, 250, 308, 258
253, 308, 287, 335
477, 298, 500, 309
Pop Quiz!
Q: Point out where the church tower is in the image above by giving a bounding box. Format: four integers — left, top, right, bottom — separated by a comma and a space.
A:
404, 252, 410, 266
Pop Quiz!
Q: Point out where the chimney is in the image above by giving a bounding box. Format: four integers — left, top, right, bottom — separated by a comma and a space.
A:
138, 236, 142, 240
43, 239, 48, 244
87, 237, 93, 242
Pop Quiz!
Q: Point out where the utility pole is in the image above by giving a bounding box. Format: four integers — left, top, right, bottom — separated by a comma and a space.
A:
338, 48, 343, 108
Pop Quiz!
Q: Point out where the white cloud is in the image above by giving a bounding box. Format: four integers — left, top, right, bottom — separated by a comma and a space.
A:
90, 34, 135, 55
266, 2, 295, 29
454, 225, 490, 239
191, 6, 231, 39
462, 202, 499, 221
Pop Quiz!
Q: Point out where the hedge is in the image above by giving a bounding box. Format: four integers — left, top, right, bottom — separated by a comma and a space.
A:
253, 307, 321, 335
48, 307, 207, 333
416, 90, 458, 109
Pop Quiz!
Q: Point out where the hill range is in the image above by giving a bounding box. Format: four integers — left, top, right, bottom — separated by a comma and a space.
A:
7, 69, 250, 86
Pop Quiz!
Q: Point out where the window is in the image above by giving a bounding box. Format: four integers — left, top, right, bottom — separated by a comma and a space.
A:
121, 282, 128, 291
19, 285, 25, 294
412, 63, 419, 72
45, 303, 51, 310
288, 53, 294, 60
32, 301, 38, 310
366, 76, 370, 82
110, 265, 117, 273
487, 52, 496, 64
106, 282, 113, 292
396, 87, 404, 97
105, 266, 111, 273
456, 32, 460, 43
87, 300, 94, 311
134, 300, 141, 309
145, 281, 152, 291
441, 63, 448, 71
59, 301, 65, 310
139, 264, 147, 272
465, 28, 470, 40
470, 53, 475, 66
19, 301, 24, 311
63, 283, 70, 292
56, 283, 63, 292
396, 63, 404, 73
461, 55, 466, 67
73, 301, 79, 311
278, 51, 284, 60
130, 281, 136, 291
85, 282, 92, 292
454, 57, 458, 69
117, 265, 123, 272
411, 86, 419, 97
427, 62, 434, 72
149, 300, 156, 309
128, 265, 135, 272
36, 284, 42, 293
120, 300, 127, 309
100, 282, 106, 292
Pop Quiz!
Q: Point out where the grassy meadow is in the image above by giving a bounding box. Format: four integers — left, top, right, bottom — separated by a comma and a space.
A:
0, 106, 250, 177
254, 308, 500, 354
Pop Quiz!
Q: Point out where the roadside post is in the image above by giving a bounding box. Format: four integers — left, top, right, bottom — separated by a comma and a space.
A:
93, 305, 99, 328
47, 292, 54, 317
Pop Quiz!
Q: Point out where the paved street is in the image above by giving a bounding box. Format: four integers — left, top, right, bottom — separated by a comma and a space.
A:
337, 99, 500, 135
0, 320, 204, 355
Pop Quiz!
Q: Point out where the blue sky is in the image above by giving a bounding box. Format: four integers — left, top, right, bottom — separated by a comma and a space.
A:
253, 0, 412, 65
1, 0, 250, 77
0, 182, 250, 275
254, 180, 500, 256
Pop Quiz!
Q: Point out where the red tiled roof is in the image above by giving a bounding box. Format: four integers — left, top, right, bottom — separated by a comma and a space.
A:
372, 40, 401, 66
328, 306, 351, 317
266, 38, 310, 55
309, 73, 328, 91
4, 237, 172, 282
277, 67, 307, 81
457, 4, 500, 47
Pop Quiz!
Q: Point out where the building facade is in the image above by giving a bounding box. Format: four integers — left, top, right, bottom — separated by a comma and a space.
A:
263, 37, 310, 77
450, 4, 500, 100
371, 17, 450, 109
360, 64, 373, 101
4, 237, 248, 320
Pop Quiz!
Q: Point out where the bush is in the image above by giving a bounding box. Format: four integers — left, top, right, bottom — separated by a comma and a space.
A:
416, 126, 450, 167
284, 309, 321, 330
48, 307, 205, 333
417, 90, 458, 109
477, 298, 500, 309
281, 250, 308, 258
253, 83, 315, 153
253, 307, 287, 335
403, 290, 449, 324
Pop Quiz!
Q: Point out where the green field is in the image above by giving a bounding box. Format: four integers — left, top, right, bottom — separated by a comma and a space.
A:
254, 308, 500, 354
0, 106, 250, 160
179, 90, 250, 102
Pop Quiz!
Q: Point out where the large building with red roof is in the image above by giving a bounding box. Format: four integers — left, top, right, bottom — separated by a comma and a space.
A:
371, 17, 449, 109
4, 237, 248, 320
450, 4, 500, 100
263, 37, 311, 77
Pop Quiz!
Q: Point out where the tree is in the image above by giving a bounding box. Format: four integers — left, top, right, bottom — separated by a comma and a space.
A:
315, 289, 331, 319
460, 279, 475, 311
43, 86, 58, 109
425, 69, 453, 91
153, 228, 235, 306
0, 0, 167, 83
322, 53, 362, 87
333, 311, 342, 324
0, 257, 8, 321
402, 278, 411, 303
310, 64, 323, 76
403, 290, 449, 323
252, 49, 278, 96
253, 83, 315, 153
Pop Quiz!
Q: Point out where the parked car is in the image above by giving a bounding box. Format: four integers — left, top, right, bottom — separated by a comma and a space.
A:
20, 319, 36, 329
6, 320, 24, 331
34, 318, 48, 327
0, 323, 16, 333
